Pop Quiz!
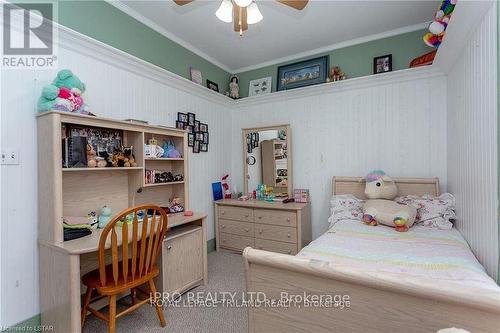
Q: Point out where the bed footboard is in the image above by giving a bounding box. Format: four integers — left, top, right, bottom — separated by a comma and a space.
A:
243, 248, 500, 333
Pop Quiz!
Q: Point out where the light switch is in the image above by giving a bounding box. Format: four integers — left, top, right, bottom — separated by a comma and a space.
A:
1, 148, 19, 165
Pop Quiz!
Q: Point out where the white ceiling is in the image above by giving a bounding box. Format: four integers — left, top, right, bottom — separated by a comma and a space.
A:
114, 0, 438, 72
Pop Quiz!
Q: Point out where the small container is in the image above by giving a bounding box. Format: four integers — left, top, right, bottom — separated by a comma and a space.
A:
293, 189, 310, 203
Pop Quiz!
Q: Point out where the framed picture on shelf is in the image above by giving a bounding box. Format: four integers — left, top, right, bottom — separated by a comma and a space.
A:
187, 112, 196, 126
190, 67, 202, 85
373, 54, 392, 74
177, 112, 188, 123
277, 56, 328, 91
193, 140, 200, 153
188, 133, 195, 147
249, 76, 272, 96
206, 79, 219, 92
195, 132, 204, 141
201, 143, 208, 152
194, 120, 200, 132
203, 132, 209, 144
199, 123, 208, 132
176, 121, 186, 130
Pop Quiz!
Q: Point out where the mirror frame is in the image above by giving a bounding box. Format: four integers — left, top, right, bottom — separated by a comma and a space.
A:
242, 124, 292, 197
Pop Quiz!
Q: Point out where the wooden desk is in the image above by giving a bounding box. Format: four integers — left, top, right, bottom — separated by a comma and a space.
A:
39, 213, 207, 333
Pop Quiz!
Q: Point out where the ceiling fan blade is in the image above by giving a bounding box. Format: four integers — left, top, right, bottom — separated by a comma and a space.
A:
277, 0, 309, 10
173, 0, 194, 5
233, 5, 248, 34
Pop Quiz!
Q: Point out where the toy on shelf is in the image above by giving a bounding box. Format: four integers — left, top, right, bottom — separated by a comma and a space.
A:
222, 174, 232, 199
98, 206, 113, 229
423, 0, 456, 48
326, 66, 346, 82
361, 170, 417, 232
163, 142, 182, 158
37, 69, 92, 115
169, 197, 184, 213
86, 144, 97, 168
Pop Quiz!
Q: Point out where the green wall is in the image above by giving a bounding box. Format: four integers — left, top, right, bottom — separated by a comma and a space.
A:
56, 0, 230, 91
236, 29, 432, 98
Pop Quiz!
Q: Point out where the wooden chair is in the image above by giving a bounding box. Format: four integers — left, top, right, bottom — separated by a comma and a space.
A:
81, 205, 168, 333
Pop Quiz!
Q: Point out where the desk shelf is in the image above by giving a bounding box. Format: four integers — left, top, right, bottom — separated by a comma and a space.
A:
143, 181, 185, 187
62, 167, 144, 172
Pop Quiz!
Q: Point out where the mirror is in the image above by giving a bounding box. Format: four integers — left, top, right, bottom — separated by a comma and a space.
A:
243, 125, 292, 198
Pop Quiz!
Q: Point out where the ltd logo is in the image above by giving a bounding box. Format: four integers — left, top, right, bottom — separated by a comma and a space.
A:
2, 2, 57, 68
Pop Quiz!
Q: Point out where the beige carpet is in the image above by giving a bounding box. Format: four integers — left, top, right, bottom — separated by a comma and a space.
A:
83, 251, 248, 333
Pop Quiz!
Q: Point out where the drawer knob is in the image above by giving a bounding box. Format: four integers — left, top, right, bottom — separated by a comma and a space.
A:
221, 211, 225, 215
287, 250, 291, 254
222, 239, 226, 242
245, 214, 249, 218
167, 245, 172, 250
244, 228, 249, 232
258, 216, 262, 219
287, 233, 291, 238
287, 217, 291, 222
259, 230, 263, 234
221, 225, 225, 228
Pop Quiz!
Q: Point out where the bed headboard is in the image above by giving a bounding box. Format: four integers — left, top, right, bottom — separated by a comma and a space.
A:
332, 177, 440, 199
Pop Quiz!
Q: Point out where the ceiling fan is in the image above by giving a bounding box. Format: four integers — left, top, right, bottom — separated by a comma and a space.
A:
173, 0, 309, 36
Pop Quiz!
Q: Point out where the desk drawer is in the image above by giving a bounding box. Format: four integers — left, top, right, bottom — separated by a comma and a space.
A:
255, 238, 297, 255
255, 223, 297, 244
218, 206, 254, 222
218, 219, 254, 237
254, 209, 296, 227
219, 233, 254, 251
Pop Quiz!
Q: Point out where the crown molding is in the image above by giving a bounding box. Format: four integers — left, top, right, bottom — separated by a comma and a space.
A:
105, 0, 233, 74
234, 66, 444, 107
232, 21, 430, 73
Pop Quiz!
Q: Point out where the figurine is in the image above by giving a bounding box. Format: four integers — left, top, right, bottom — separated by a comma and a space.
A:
98, 206, 113, 228
169, 197, 184, 213
87, 211, 98, 228
222, 174, 232, 199
326, 66, 346, 82
229, 75, 239, 99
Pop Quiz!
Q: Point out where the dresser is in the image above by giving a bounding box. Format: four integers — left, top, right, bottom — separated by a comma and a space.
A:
215, 199, 311, 255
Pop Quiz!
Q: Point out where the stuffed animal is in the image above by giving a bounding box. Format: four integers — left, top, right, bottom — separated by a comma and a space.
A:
423, 0, 456, 48
52, 69, 91, 115
163, 142, 182, 159
362, 170, 416, 232
169, 197, 184, 213
98, 206, 113, 229
86, 144, 97, 168
37, 84, 72, 113
222, 174, 231, 199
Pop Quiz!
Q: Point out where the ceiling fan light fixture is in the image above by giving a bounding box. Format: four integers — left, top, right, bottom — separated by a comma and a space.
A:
216, 0, 233, 23
234, 0, 252, 8
246, 2, 263, 24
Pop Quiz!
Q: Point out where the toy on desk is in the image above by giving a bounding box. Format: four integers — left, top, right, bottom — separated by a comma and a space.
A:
87, 211, 98, 228
169, 197, 184, 213
87, 144, 97, 168
222, 174, 232, 199
184, 210, 194, 216
98, 206, 113, 229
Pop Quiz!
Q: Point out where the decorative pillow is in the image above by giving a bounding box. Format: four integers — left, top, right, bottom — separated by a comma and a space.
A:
328, 195, 364, 227
395, 193, 456, 230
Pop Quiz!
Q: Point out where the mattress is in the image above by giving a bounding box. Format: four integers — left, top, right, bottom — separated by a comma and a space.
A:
297, 219, 500, 298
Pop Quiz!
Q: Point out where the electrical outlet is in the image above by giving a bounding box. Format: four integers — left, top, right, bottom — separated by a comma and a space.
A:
1, 148, 19, 165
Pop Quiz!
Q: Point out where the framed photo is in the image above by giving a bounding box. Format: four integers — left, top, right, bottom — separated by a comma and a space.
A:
199, 123, 208, 132
203, 132, 209, 144
193, 140, 200, 153
277, 56, 328, 91
373, 54, 392, 74
206, 79, 219, 92
188, 133, 195, 147
187, 112, 195, 126
190, 67, 202, 85
175, 121, 186, 130
177, 112, 188, 123
195, 132, 204, 141
186, 125, 194, 134
249, 76, 272, 97
194, 120, 200, 132
201, 143, 208, 152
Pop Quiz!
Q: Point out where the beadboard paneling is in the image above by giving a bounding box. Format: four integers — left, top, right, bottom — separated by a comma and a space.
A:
446, 4, 498, 280
0, 28, 231, 327
232, 73, 447, 239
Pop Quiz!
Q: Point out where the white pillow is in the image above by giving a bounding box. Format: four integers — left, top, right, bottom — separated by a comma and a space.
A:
395, 193, 456, 230
328, 195, 364, 228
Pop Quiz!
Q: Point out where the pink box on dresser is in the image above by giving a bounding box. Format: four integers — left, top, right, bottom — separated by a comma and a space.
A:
293, 189, 310, 203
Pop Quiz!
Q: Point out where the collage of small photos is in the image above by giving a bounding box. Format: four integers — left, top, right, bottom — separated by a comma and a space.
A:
176, 112, 209, 153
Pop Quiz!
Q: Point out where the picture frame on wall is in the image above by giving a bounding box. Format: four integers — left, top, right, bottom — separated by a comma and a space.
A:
190, 67, 203, 85
186, 125, 194, 134
187, 112, 196, 126
176, 121, 185, 130
194, 120, 200, 132
195, 132, 204, 141
193, 140, 200, 153
206, 79, 219, 92
199, 123, 208, 132
277, 56, 328, 91
177, 112, 188, 123
203, 132, 209, 144
373, 54, 392, 74
248, 76, 272, 97
188, 133, 195, 147
201, 143, 208, 152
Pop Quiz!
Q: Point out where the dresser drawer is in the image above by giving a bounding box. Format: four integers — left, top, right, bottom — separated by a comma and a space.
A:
255, 223, 297, 244
254, 209, 296, 227
218, 206, 254, 222
255, 238, 297, 255
218, 219, 254, 237
219, 233, 254, 251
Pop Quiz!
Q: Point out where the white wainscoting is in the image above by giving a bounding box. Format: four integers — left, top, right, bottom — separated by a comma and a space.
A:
0, 25, 232, 327
446, 3, 498, 280
232, 68, 448, 238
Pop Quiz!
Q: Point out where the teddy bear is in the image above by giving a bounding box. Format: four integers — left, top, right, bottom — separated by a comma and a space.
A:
362, 170, 417, 232
37, 84, 72, 113
52, 69, 91, 115
86, 144, 97, 168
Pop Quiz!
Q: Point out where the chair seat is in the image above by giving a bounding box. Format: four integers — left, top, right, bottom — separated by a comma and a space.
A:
82, 260, 159, 295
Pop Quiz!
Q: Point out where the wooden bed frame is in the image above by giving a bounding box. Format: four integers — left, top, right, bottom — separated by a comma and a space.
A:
243, 177, 500, 333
